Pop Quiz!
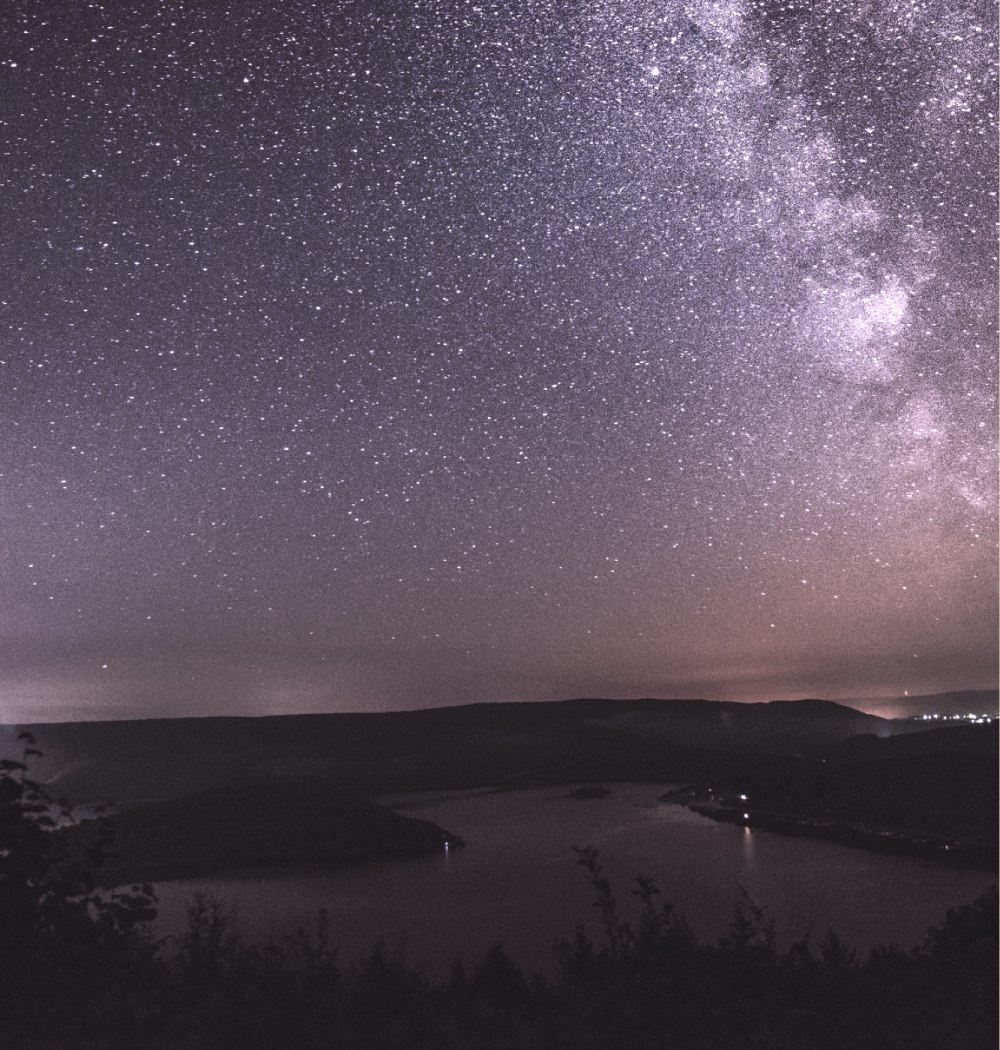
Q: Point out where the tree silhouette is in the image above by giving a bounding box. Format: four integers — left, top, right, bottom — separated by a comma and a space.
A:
0, 733, 158, 1040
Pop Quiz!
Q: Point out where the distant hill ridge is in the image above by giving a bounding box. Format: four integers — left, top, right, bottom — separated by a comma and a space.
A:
1, 695, 958, 807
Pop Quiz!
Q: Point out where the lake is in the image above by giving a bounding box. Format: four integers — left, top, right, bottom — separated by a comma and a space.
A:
150, 784, 995, 978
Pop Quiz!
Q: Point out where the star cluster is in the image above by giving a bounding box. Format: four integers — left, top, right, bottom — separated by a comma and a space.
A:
1, 0, 996, 720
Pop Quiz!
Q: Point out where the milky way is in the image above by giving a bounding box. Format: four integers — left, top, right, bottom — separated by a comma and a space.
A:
1, 0, 996, 720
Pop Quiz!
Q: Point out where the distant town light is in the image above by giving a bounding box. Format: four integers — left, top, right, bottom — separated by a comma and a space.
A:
739, 793, 748, 801
916, 712, 994, 723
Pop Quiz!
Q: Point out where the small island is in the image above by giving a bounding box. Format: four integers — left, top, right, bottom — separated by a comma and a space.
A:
569, 784, 611, 800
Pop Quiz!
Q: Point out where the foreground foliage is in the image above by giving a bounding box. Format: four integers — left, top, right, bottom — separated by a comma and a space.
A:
1, 740, 996, 1049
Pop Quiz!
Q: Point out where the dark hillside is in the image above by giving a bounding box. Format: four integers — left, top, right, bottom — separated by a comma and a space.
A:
8, 697, 922, 806
741, 745, 997, 841
75, 779, 460, 883
819, 722, 998, 764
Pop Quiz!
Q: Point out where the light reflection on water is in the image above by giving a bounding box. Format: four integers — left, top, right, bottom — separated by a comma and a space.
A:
741, 825, 756, 871
150, 784, 994, 979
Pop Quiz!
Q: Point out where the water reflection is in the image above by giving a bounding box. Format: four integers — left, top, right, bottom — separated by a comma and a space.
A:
740, 825, 756, 873
152, 784, 993, 979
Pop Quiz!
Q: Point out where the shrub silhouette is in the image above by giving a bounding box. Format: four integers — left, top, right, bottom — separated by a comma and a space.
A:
0, 733, 159, 1042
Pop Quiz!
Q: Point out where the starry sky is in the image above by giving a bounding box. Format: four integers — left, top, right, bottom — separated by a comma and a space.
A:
1, 0, 996, 722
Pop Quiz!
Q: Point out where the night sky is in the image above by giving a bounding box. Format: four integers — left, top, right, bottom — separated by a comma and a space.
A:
1, 0, 996, 722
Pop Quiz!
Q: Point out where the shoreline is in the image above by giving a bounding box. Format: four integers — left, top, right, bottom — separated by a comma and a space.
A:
388, 779, 997, 873
680, 796, 997, 871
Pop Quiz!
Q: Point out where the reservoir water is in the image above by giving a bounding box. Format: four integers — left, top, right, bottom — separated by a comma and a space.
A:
151, 784, 994, 978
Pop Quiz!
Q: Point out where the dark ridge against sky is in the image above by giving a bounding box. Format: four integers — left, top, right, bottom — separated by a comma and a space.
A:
1, 0, 996, 722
